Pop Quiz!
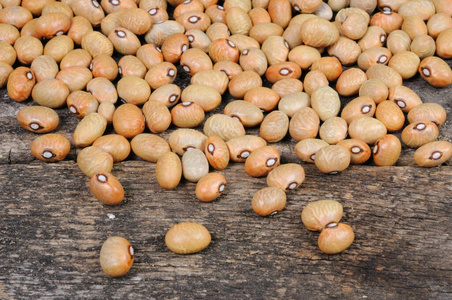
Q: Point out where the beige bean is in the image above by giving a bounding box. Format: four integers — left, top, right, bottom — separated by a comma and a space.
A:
289, 107, 320, 141
205, 136, 230, 170
196, 172, 227, 202
375, 100, 405, 132
348, 116, 387, 144
156, 152, 182, 190
131, 133, 170, 163
337, 139, 371, 165
260, 111, 289, 143
30, 133, 71, 163
93, 134, 131, 163
168, 128, 207, 156
77, 146, 113, 177
319, 117, 348, 145
414, 141, 452, 167
112, 104, 145, 139
373, 134, 401, 166
182, 148, 209, 182
226, 135, 267, 163
252, 187, 286, 216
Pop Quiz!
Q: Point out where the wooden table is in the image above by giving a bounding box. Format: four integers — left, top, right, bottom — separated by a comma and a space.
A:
1, 62, 451, 299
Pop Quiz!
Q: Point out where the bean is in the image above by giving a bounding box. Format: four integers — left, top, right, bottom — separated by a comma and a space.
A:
44, 35, 74, 63
370, 11, 403, 34
327, 37, 362, 66
239, 47, 268, 76
431, 0, 452, 16
0, 41, 16, 66
182, 148, 209, 182
295, 138, 328, 163
377, 0, 408, 12
171, 101, 205, 128
301, 200, 343, 231
67, 91, 99, 118
372, 134, 401, 166
278, 92, 310, 118
0, 23, 20, 45
261, 36, 289, 66
77, 146, 113, 177
144, 20, 185, 47
359, 79, 388, 105
427, 13, 452, 40
419, 56, 452, 88
401, 15, 427, 40
119, 8, 152, 35
30, 133, 71, 162
267, 163, 305, 192
36, 12, 71, 39
205, 5, 226, 24
244, 145, 280, 177
366, 64, 403, 89
318, 223, 354, 254
413, 141, 452, 167
206, 22, 230, 42
204, 114, 246, 142
358, 26, 386, 52
23, 0, 57, 16
303, 70, 329, 96
144, 62, 177, 90
208, 39, 239, 64
311, 86, 341, 121
268, 0, 291, 28
100, 11, 122, 37
196, 172, 227, 202
336, 68, 368, 97
149, 84, 181, 108
311, 57, 342, 81
226, 7, 252, 35
165, 222, 211, 254
90, 172, 124, 205
0, 62, 14, 89
250, 186, 288, 218
71, 0, 105, 27
388, 85, 422, 112
357, 47, 392, 71
349, 116, 387, 145
341, 96, 375, 125
14, 36, 43, 65
401, 121, 439, 148
81, 31, 113, 58
112, 104, 145, 139
249, 22, 283, 45
244, 86, 279, 112
108, 27, 141, 56
7, 67, 35, 102
226, 135, 267, 163
32, 78, 69, 108
101, 0, 137, 14
73, 113, 107, 147
86, 77, 118, 104
228, 71, 262, 98
99, 236, 134, 277
117, 76, 150, 105
169, 128, 207, 156
289, 107, 320, 142
55, 66, 93, 92
180, 48, 212, 75
337, 139, 372, 165
374, 101, 405, 133
283, 23, 304, 49
161, 32, 189, 63
288, 45, 321, 70
60, 49, 92, 70
407, 103, 447, 126
155, 152, 182, 190
388, 51, 420, 79
68, 16, 93, 45
147, 5, 169, 24
265, 61, 302, 84
130, 133, 170, 163
181, 84, 222, 112
272, 78, 304, 98
224, 0, 251, 12
0, 5, 32, 28
387, 30, 411, 55
185, 29, 211, 52
191, 69, 229, 95
315, 145, 351, 174
301, 16, 339, 47
398, 0, 435, 21
205, 136, 230, 170
319, 117, 348, 145
411, 34, 436, 59
260, 110, 289, 143
341, 12, 368, 40
93, 134, 131, 163
118, 55, 147, 79
97, 102, 115, 125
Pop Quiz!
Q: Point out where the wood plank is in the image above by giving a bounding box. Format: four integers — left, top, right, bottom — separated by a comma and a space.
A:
0, 161, 451, 298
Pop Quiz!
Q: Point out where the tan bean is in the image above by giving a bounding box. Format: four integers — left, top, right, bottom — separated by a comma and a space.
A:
311, 86, 341, 121
213, 61, 243, 80
388, 51, 420, 79
67, 91, 98, 118
181, 84, 222, 112
161, 32, 189, 63
77, 146, 113, 177
226, 6, 252, 35
90, 172, 125, 206
373, 134, 401, 166
252, 187, 286, 216
349, 116, 387, 144
295, 138, 328, 163
36, 12, 71, 39
0, 6, 33, 29
93, 134, 131, 163
0, 62, 13, 88
401, 121, 439, 148
149, 84, 181, 108
97, 102, 115, 125
145, 62, 177, 90
30, 133, 71, 163
387, 29, 412, 54
118, 55, 147, 79
44, 35, 74, 63
265, 61, 302, 84
337, 139, 371, 164
319, 117, 348, 145
61, 49, 92, 70
206, 22, 230, 41
185, 29, 211, 52
289, 107, 320, 142
327, 36, 362, 66
249, 22, 284, 44
242, 86, 278, 112
86, 77, 118, 104
388, 85, 422, 112
260, 111, 289, 143
272, 78, 304, 98
315, 144, 351, 174
226, 135, 267, 163
165, 222, 211, 254
100, 11, 122, 36
268, 0, 291, 28
130, 133, 170, 162
176, 11, 211, 31
156, 152, 182, 190
68, 16, 93, 46
267, 163, 305, 192
28, 56, 57, 84
0, 41, 16, 66
261, 35, 289, 65
191, 69, 229, 95
168, 128, 207, 155
117, 76, 150, 106
204, 114, 246, 142
278, 92, 310, 118
431, 0, 452, 16
427, 13, 452, 40
288, 45, 321, 70
375, 100, 405, 132
55, 66, 93, 92
205, 136, 230, 170
358, 79, 388, 105
32, 78, 69, 108
147, 5, 169, 23
206, 5, 226, 23
311, 57, 342, 81
229, 71, 263, 99
239, 47, 268, 76
180, 48, 212, 75
99, 236, 134, 277
407, 103, 447, 126
336, 68, 367, 97
224, 0, 251, 12
370, 11, 403, 34
171, 101, 205, 128
398, 0, 435, 21
14, 36, 43, 65
228, 35, 261, 53
73, 113, 107, 147
244, 145, 280, 177
141, 100, 171, 134
435, 28, 452, 59
366, 64, 403, 89
196, 172, 227, 202
357, 47, 392, 71
301, 17, 339, 47
7, 67, 35, 102
81, 31, 113, 58
303, 70, 328, 96
144, 20, 185, 47
112, 104, 145, 139
301, 199, 343, 231
341, 96, 376, 124
224, 100, 263, 127
208, 38, 240, 64
414, 141, 452, 167
0, 23, 20, 45
358, 26, 386, 52
100, 0, 137, 14
248, 7, 271, 25
22, 0, 56, 16
71, 0, 105, 26
318, 223, 354, 254
108, 27, 141, 56
411, 34, 436, 59
119, 8, 152, 35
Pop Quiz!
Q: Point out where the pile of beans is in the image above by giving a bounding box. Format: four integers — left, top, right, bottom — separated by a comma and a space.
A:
2, 0, 452, 277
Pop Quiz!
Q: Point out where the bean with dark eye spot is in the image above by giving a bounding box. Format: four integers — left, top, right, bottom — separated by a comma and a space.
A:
117, 55, 147, 78
244, 145, 280, 177
357, 47, 392, 71
67, 91, 99, 118
176, 11, 211, 31
145, 62, 177, 90
388, 85, 422, 113
373, 134, 401, 166
407, 103, 447, 126
185, 29, 211, 52
239, 47, 268, 76
17, 106, 59, 134
196, 172, 227, 202
358, 25, 386, 52
149, 84, 181, 108
208, 39, 240, 64
267, 163, 305, 192
169, 128, 207, 156
180, 48, 213, 75
171, 101, 205, 128
414, 141, 452, 167
161, 33, 189, 63
261, 35, 290, 66
337, 139, 372, 165
213, 61, 243, 80
99, 236, 134, 277
136, 44, 164, 69
7, 67, 35, 102
224, 100, 264, 127
401, 121, 439, 148
315, 145, 351, 174
341, 96, 376, 124
90, 171, 124, 205
108, 27, 141, 55
204, 136, 230, 170
226, 135, 267, 163
252, 187, 287, 216
419, 56, 452, 88
370, 11, 403, 34
265, 62, 302, 84
30, 133, 71, 162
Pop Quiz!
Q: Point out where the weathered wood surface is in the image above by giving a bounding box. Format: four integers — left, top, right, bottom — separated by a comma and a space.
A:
1, 59, 452, 299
